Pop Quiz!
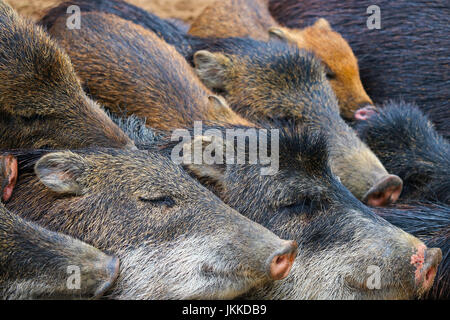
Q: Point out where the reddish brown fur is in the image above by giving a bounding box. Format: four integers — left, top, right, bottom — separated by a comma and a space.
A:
46, 12, 252, 132
0, 1, 133, 150
189, 0, 276, 40
188, 0, 373, 119
0, 155, 17, 202
0, 153, 119, 300
275, 23, 373, 119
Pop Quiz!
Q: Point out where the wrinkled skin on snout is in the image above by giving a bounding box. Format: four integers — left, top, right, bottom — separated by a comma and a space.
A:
355, 102, 450, 205
4, 149, 296, 299
0, 154, 120, 299
375, 202, 449, 300
0, 1, 133, 150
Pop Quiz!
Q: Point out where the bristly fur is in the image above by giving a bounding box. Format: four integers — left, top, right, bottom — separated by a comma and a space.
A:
188, 0, 278, 41
375, 201, 449, 300
40, 0, 199, 58
0, 0, 132, 150
40, 0, 391, 202
276, 123, 329, 175
375, 201, 450, 239
201, 38, 327, 95
190, 28, 391, 202
269, 0, 450, 139
4, 147, 290, 300
0, 200, 119, 300
0, 148, 134, 176
356, 101, 450, 204
0, 150, 51, 175
128, 116, 331, 177
188, 36, 326, 81
189, 0, 373, 119
41, 7, 252, 132
106, 112, 161, 150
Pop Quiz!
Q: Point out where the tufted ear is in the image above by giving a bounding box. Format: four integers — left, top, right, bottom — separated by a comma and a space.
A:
186, 161, 227, 188
194, 50, 231, 90
171, 133, 228, 188
207, 95, 232, 115
313, 18, 332, 30
268, 27, 306, 46
35, 151, 87, 195
268, 27, 290, 41
1, 155, 18, 202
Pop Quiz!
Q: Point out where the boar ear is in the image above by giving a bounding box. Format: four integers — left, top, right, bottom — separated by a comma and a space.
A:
1, 155, 18, 202
208, 95, 252, 126
314, 18, 332, 30
194, 50, 231, 90
269, 27, 305, 46
186, 162, 226, 188
35, 151, 87, 195
268, 27, 290, 41
180, 135, 227, 187
208, 95, 231, 114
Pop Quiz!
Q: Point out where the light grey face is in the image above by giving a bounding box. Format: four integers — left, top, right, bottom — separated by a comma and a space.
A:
236, 187, 439, 300
171, 130, 438, 300
5, 149, 297, 299
111, 118, 435, 299
0, 202, 120, 300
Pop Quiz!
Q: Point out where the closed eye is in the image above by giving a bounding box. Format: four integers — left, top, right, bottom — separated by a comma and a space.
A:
282, 197, 328, 216
283, 198, 315, 214
324, 65, 336, 80
139, 196, 175, 208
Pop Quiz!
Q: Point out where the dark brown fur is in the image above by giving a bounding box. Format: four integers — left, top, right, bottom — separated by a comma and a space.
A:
188, 0, 373, 119
4, 148, 294, 299
189, 0, 277, 40
45, 11, 251, 131
192, 43, 400, 204
0, 1, 133, 149
269, 0, 450, 139
43, 5, 397, 205
128, 123, 438, 299
0, 154, 119, 299
356, 101, 450, 204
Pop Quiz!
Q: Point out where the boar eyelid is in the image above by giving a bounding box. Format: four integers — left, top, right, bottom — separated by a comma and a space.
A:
283, 198, 314, 212
138, 196, 175, 207
283, 196, 328, 215
322, 64, 336, 79
325, 68, 336, 80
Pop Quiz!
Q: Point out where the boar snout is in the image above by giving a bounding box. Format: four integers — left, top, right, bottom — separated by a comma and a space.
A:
363, 174, 403, 207
354, 105, 378, 121
267, 240, 298, 280
411, 244, 442, 297
84, 254, 120, 299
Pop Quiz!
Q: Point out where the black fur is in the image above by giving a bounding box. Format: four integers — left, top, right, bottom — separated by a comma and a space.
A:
40, 0, 200, 57
269, 0, 450, 139
356, 101, 450, 204
376, 202, 449, 299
